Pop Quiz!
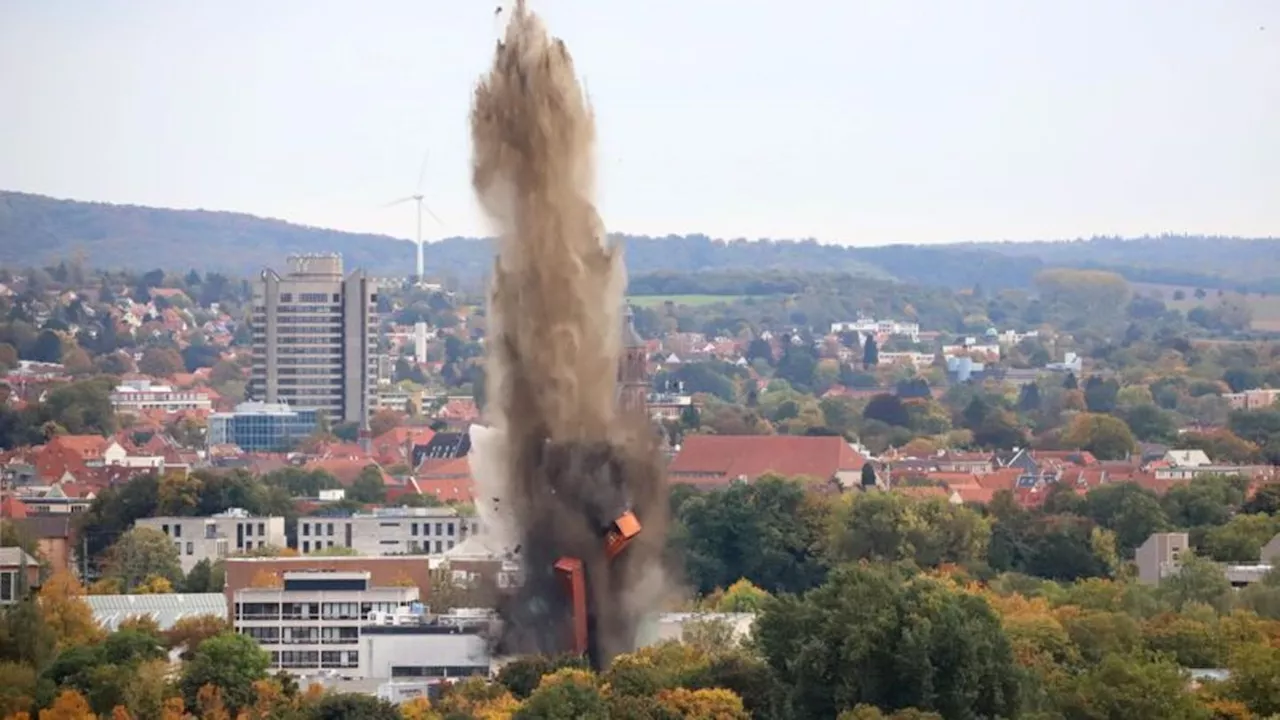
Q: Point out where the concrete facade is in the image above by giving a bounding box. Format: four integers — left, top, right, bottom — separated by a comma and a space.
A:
296, 508, 480, 557
136, 510, 287, 574
249, 253, 378, 424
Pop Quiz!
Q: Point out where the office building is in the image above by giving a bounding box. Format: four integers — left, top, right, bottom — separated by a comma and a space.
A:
136, 508, 287, 574
110, 379, 213, 414
232, 570, 490, 679
297, 507, 480, 556
249, 254, 378, 425
208, 401, 320, 451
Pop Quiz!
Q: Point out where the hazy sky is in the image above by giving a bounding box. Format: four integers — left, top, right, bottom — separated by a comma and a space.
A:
1, 1, 1277, 246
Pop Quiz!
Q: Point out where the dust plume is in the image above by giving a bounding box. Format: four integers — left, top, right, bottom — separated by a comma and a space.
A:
468, 0, 670, 667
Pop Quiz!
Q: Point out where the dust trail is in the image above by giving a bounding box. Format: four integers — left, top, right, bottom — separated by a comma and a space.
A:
468, 0, 669, 667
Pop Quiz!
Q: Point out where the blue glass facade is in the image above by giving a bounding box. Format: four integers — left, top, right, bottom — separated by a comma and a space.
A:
209, 403, 319, 452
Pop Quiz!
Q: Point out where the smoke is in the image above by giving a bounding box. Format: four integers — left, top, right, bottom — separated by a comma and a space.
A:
468, 0, 670, 667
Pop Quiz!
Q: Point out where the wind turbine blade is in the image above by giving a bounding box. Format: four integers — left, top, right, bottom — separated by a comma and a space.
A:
383, 196, 416, 208
422, 202, 445, 228
416, 150, 431, 193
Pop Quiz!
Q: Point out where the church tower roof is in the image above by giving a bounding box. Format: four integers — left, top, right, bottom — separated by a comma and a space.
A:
623, 304, 645, 349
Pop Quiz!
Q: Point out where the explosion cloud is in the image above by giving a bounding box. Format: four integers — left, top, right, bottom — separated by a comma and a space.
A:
468, 0, 670, 667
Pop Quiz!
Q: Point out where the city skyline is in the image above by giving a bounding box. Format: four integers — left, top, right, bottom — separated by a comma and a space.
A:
1, 1, 1277, 246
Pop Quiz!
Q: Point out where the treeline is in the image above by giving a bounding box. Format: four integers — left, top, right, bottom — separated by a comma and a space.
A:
669, 473, 1280, 594
7, 191, 1277, 292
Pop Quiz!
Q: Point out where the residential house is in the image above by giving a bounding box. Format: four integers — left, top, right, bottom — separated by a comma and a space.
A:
668, 435, 866, 489
0, 547, 40, 604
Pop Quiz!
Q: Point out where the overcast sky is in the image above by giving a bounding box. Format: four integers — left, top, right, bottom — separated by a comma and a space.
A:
1, 1, 1277, 246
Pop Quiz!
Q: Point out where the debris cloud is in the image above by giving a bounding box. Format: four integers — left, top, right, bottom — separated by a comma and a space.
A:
468, 0, 669, 666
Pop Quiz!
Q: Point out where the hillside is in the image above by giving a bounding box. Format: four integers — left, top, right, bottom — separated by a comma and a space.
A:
2, 191, 1278, 292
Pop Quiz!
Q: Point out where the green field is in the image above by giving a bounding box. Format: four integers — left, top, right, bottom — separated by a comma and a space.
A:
628, 294, 749, 308
1133, 282, 1280, 332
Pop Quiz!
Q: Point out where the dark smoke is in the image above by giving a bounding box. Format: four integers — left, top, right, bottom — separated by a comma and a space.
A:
469, 1, 670, 667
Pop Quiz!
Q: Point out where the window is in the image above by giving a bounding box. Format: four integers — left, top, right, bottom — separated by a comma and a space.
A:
174, 524, 182, 538
435, 541, 443, 554
303, 524, 310, 536
302, 541, 310, 553
411, 523, 418, 536
258, 522, 265, 536
162, 524, 170, 535
327, 523, 334, 536
0, 571, 14, 602
447, 523, 455, 537
186, 542, 193, 555
245, 523, 253, 537
435, 523, 442, 536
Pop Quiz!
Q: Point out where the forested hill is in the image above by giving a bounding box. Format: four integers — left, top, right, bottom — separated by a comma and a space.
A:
2, 190, 1278, 292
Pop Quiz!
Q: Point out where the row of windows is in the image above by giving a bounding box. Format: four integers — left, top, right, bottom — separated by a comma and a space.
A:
300, 521, 457, 537
268, 650, 358, 669
279, 337, 344, 345
392, 666, 487, 678
278, 293, 341, 304
237, 601, 404, 620
276, 367, 340, 376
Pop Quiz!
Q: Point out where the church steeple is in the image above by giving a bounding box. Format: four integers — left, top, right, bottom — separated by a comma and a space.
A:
618, 304, 649, 414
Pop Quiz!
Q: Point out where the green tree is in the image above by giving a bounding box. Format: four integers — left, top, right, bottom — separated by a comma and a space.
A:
348, 465, 388, 504
1063, 413, 1137, 461
307, 692, 402, 719
1227, 642, 1280, 717
1200, 513, 1280, 563
103, 527, 184, 592
0, 661, 37, 718
1053, 652, 1208, 720
754, 565, 1020, 720
863, 336, 879, 367
183, 559, 225, 593
1157, 553, 1234, 613
1081, 482, 1169, 555
715, 578, 770, 613
179, 631, 270, 713
137, 346, 184, 377
673, 475, 829, 595
516, 668, 610, 720
825, 492, 990, 569
30, 329, 64, 363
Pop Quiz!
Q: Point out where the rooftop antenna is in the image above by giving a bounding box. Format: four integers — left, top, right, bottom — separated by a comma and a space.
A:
385, 150, 444, 285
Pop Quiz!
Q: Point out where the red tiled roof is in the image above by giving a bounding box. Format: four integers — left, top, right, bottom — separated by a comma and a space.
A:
415, 478, 476, 503
952, 484, 996, 505
48, 435, 109, 459
669, 435, 865, 486
1, 495, 28, 518
1032, 450, 1099, 467
371, 427, 436, 466
976, 468, 1022, 492
923, 471, 981, 487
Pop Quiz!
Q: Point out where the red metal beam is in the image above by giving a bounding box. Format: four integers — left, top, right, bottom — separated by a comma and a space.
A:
553, 556, 588, 656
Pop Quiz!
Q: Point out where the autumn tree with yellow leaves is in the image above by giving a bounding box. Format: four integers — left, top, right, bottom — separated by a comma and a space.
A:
37, 572, 103, 650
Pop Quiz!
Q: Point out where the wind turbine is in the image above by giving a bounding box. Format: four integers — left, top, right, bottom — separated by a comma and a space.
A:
385, 151, 444, 284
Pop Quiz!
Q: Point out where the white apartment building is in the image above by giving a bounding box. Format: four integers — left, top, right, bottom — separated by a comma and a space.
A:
233, 571, 490, 679
830, 317, 921, 342
110, 379, 213, 414
297, 507, 480, 556
136, 508, 288, 573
